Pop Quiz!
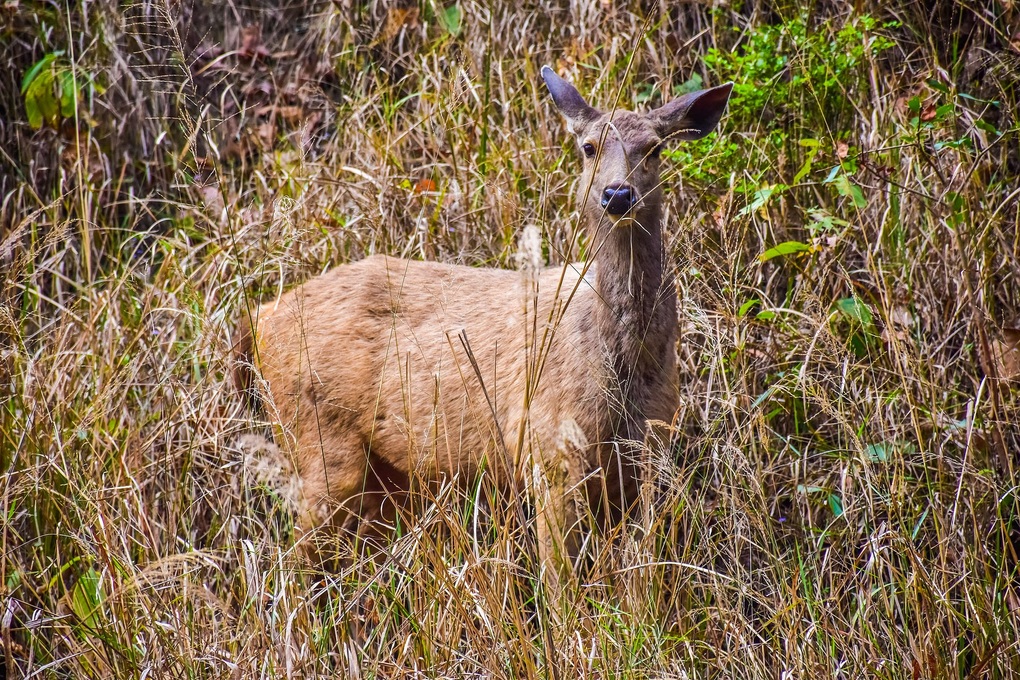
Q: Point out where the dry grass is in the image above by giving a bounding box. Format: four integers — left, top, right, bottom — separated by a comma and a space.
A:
2, 0, 1019, 677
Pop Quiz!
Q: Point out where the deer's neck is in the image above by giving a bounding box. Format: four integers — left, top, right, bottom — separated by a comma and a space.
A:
590, 203, 676, 400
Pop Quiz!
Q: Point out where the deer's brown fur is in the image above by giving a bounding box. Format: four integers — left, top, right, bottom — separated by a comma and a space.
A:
235, 67, 732, 555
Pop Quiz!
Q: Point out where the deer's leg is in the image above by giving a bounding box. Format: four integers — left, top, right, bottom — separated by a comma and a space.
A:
347, 453, 411, 552
292, 433, 379, 564
533, 440, 586, 592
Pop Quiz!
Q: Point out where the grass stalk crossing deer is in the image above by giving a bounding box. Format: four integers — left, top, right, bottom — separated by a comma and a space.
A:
235, 66, 732, 569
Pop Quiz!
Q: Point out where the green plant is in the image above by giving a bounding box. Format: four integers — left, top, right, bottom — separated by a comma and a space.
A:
21, 51, 103, 129
2, 1, 1018, 677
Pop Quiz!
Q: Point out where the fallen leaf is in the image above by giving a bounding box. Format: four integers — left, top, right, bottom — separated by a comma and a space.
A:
711, 206, 726, 228
414, 178, 437, 194
382, 7, 419, 42
1007, 586, 1020, 613
990, 327, 1020, 381
243, 80, 273, 98
255, 105, 305, 125
239, 24, 271, 60
199, 184, 224, 215
892, 306, 913, 328
256, 121, 276, 149
920, 101, 938, 122
836, 141, 849, 159
277, 106, 304, 124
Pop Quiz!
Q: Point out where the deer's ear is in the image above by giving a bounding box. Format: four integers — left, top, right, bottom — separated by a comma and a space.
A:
651, 82, 733, 141
541, 65, 599, 132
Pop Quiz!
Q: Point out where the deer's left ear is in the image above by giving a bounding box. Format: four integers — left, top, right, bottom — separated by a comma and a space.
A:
650, 82, 733, 141
541, 65, 600, 133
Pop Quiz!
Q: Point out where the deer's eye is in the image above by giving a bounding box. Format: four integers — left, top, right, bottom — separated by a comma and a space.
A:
582, 142, 596, 158
653, 143, 665, 158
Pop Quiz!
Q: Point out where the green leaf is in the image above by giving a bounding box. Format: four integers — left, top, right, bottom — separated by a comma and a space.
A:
759, 240, 811, 262
865, 443, 890, 462
738, 298, 761, 318
833, 296, 874, 328
934, 138, 972, 151
830, 174, 867, 209
957, 92, 997, 106
975, 119, 999, 135
926, 78, 950, 94
21, 52, 61, 94
911, 506, 930, 540
674, 73, 703, 96
756, 310, 776, 320
828, 494, 844, 517
59, 69, 77, 118
807, 208, 850, 233
832, 296, 878, 357
635, 83, 659, 104
70, 567, 104, 632
793, 139, 819, 184
24, 67, 59, 129
438, 4, 462, 36
737, 184, 787, 217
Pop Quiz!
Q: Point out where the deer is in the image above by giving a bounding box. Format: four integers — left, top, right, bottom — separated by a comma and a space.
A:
235, 66, 732, 570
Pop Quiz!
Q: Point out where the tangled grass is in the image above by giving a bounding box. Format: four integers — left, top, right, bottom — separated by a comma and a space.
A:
2, 0, 1019, 677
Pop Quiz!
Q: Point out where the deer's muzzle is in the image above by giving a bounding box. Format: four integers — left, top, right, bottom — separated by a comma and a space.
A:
601, 183, 637, 216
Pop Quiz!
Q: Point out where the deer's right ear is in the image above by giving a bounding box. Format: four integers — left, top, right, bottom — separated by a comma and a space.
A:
651, 82, 733, 141
541, 65, 598, 132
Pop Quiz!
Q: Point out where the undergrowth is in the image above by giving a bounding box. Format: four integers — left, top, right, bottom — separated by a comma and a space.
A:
2, 0, 1019, 677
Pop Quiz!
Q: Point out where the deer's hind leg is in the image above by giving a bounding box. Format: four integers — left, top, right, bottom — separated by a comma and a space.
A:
291, 430, 378, 563
532, 419, 591, 593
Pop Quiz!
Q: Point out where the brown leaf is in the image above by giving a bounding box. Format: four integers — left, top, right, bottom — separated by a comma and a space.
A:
990, 328, 1020, 381
277, 106, 305, 124
836, 141, 849, 159
222, 138, 248, 162
243, 80, 273, 98
254, 105, 305, 125
1007, 586, 1020, 613
239, 24, 271, 60
60, 135, 104, 178
920, 101, 938, 122
382, 7, 419, 42
413, 178, 438, 194
256, 122, 276, 149
198, 184, 224, 215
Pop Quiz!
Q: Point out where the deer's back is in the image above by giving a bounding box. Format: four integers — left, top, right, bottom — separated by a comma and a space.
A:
250, 255, 622, 480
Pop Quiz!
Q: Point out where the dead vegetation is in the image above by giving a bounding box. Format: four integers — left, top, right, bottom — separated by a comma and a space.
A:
2, 0, 1019, 677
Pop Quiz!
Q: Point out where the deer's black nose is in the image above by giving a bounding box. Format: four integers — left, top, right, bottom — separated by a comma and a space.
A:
601, 183, 636, 216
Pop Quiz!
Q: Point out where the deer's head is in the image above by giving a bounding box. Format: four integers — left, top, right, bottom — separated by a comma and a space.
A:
542, 66, 732, 226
